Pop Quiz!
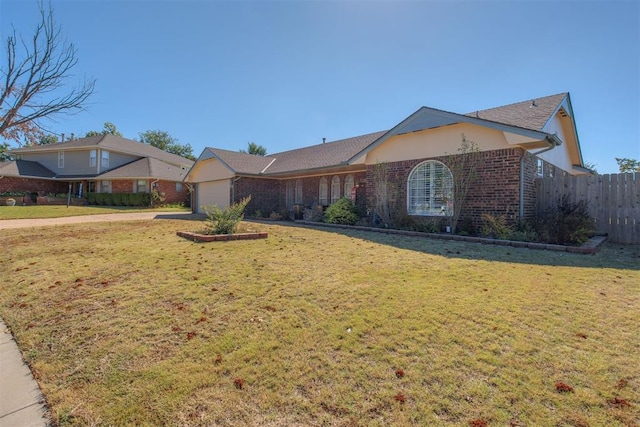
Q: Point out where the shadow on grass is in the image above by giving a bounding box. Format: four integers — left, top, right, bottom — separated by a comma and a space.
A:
276, 222, 640, 271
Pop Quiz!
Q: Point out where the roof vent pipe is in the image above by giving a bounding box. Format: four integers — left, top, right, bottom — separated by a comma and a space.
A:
70, 132, 75, 141
322, 138, 326, 144
61, 133, 65, 143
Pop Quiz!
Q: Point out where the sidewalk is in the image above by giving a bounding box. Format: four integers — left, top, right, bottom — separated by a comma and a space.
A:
0, 321, 50, 427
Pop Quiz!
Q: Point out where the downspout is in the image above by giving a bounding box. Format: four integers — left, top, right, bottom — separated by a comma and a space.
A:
231, 176, 241, 204
518, 135, 561, 221
150, 178, 160, 207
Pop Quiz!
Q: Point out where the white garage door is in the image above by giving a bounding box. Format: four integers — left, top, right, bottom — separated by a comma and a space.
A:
197, 180, 230, 213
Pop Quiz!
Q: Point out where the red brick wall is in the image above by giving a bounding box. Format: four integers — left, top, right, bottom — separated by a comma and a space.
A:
0, 177, 67, 195
110, 180, 133, 194
232, 172, 366, 217
365, 148, 530, 233
154, 180, 190, 205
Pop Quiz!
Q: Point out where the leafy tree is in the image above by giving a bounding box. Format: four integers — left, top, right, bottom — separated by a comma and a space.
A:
0, 2, 95, 146
139, 130, 194, 160
0, 142, 12, 161
37, 134, 59, 145
240, 142, 267, 156
86, 121, 122, 137
615, 157, 640, 173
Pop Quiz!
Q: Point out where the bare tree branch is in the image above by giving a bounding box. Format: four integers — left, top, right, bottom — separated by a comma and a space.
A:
0, 1, 95, 146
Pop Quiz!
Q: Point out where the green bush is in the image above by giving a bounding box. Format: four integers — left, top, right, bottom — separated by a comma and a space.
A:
537, 195, 594, 245
202, 196, 251, 235
481, 213, 512, 240
324, 198, 359, 225
86, 192, 150, 207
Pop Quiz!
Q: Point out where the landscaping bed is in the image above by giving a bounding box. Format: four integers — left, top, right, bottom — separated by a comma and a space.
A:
176, 230, 268, 242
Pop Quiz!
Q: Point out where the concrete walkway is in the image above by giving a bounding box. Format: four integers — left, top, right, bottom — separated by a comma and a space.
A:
0, 211, 202, 426
0, 322, 49, 426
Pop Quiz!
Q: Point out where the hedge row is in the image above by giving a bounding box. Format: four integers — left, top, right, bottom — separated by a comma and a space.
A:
86, 192, 151, 207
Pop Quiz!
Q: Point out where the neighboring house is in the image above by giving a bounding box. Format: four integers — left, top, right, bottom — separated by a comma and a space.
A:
185, 92, 589, 230
2, 135, 193, 204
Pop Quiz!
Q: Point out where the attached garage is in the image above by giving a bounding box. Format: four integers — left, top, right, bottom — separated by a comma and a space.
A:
195, 179, 230, 213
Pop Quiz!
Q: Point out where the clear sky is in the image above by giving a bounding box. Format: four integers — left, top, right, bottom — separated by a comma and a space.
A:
1, 0, 638, 173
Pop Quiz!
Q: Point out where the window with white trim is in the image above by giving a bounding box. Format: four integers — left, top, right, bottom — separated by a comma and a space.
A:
319, 177, 328, 206
536, 158, 544, 178
58, 151, 64, 168
136, 179, 147, 193
101, 150, 110, 168
407, 160, 453, 216
294, 179, 303, 204
100, 180, 111, 193
90, 149, 97, 167
330, 176, 340, 204
344, 174, 355, 200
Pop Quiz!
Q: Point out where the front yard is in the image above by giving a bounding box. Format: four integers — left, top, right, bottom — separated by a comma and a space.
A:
0, 205, 190, 220
0, 220, 638, 426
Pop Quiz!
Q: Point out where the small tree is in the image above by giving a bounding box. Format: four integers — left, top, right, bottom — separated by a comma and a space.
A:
442, 134, 481, 233
0, 2, 95, 146
371, 161, 396, 227
202, 196, 251, 235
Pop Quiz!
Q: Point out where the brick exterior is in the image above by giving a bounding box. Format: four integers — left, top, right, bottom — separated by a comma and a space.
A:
364, 148, 537, 233
205, 150, 553, 230
232, 172, 367, 217
0, 177, 67, 195
154, 180, 191, 205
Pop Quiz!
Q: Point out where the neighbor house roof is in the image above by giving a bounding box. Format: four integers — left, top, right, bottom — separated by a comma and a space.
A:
10, 135, 194, 167
0, 160, 56, 178
98, 157, 190, 181
204, 148, 276, 175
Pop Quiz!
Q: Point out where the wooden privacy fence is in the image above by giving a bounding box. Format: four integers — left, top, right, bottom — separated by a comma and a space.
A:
536, 173, 640, 244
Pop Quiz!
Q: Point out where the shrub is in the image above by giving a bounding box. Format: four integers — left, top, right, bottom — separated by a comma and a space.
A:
151, 190, 165, 207
481, 213, 512, 240
324, 197, 359, 225
303, 205, 324, 222
538, 195, 594, 245
203, 196, 251, 235
111, 193, 123, 206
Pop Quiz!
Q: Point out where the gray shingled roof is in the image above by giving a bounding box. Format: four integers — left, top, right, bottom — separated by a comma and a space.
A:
467, 93, 567, 131
265, 131, 387, 174
202, 131, 386, 176
0, 160, 56, 178
98, 157, 189, 181
205, 148, 275, 175
199, 94, 568, 176
10, 135, 194, 167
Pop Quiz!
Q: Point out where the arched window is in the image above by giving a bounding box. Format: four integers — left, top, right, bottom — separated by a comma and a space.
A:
344, 174, 355, 200
319, 177, 328, 206
331, 176, 341, 204
295, 179, 303, 204
286, 180, 294, 208
407, 160, 453, 216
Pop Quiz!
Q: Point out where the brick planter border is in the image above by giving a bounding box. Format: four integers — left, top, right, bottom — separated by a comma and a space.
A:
177, 231, 268, 242
289, 220, 607, 254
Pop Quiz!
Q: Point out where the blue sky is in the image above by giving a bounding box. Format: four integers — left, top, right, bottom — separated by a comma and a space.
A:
1, 0, 638, 173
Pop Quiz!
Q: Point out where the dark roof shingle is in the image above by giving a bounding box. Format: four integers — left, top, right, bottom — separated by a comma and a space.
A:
467, 93, 567, 131
0, 160, 56, 178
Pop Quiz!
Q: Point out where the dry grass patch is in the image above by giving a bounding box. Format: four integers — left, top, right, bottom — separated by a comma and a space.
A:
0, 220, 639, 426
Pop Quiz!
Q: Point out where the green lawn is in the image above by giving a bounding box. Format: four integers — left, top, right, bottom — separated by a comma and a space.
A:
0, 220, 638, 426
0, 204, 189, 220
